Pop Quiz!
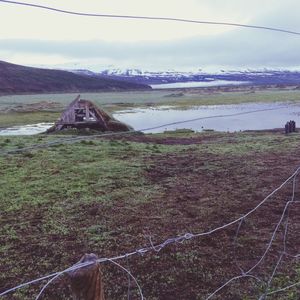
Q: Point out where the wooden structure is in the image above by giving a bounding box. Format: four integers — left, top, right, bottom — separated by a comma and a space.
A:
47, 95, 132, 133
68, 254, 105, 300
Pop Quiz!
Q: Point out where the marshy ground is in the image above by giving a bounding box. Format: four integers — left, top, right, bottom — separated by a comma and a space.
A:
1, 85, 300, 128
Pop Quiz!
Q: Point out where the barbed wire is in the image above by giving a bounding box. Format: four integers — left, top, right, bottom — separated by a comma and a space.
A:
1, 165, 299, 299
1, 0, 300, 37
209, 171, 300, 300
263, 175, 298, 298
0, 1, 299, 297
267, 280, 300, 296
107, 259, 144, 300
207, 190, 298, 299
0, 105, 289, 156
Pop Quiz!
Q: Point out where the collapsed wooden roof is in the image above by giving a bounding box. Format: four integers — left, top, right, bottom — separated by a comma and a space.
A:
47, 95, 132, 133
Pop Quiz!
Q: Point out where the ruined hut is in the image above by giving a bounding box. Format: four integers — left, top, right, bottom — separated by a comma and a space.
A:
47, 95, 132, 133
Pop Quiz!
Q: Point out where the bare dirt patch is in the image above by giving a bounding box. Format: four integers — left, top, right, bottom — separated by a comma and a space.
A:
1, 131, 300, 299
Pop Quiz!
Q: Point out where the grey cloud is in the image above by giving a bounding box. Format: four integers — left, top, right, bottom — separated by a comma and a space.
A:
1, 0, 300, 70
2, 9, 300, 70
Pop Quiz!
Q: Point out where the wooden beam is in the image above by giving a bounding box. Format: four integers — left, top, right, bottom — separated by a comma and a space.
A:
85, 103, 90, 121
68, 254, 105, 300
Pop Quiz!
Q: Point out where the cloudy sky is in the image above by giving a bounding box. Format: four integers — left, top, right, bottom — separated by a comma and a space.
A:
1, 0, 300, 71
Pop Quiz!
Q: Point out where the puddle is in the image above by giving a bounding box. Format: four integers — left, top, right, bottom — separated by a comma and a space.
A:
0, 123, 53, 136
1, 102, 299, 135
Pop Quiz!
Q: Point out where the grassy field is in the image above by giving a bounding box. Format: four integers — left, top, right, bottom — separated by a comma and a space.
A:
1, 130, 300, 299
1, 85, 300, 127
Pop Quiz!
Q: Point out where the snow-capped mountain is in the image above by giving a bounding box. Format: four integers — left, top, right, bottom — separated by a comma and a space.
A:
99, 68, 204, 77
69, 67, 300, 86
101, 68, 145, 76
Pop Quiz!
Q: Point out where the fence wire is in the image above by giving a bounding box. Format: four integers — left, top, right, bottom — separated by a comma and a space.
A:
1, 166, 299, 299
0, 105, 289, 156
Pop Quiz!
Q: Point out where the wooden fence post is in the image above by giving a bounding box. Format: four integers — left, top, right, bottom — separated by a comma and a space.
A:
68, 253, 105, 300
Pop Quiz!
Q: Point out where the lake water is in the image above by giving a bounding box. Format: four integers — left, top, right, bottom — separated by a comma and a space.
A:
151, 80, 249, 89
0, 102, 299, 135
114, 102, 300, 133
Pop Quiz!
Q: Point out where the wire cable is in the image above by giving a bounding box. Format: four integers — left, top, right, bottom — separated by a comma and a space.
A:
0, 105, 289, 155
1, 165, 299, 297
1, 0, 300, 36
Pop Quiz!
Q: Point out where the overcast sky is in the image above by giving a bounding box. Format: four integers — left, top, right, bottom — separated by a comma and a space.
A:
1, 0, 300, 71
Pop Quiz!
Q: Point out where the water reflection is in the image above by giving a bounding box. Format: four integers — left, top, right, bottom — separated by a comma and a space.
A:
0, 102, 299, 135
114, 103, 300, 133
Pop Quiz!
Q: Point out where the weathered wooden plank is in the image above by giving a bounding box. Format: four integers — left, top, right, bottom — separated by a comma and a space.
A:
68, 254, 105, 300
47, 95, 132, 133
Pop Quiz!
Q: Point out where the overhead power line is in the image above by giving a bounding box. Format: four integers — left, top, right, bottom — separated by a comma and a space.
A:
1, 0, 300, 36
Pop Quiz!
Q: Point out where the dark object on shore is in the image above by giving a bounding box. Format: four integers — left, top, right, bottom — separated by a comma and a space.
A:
47, 95, 132, 133
285, 120, 296, 134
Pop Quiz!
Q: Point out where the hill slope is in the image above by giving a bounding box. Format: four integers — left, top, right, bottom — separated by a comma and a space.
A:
0, 61, 151, 94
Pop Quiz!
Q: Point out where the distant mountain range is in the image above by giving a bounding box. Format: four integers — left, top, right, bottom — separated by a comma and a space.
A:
0, 61, 151, 95
71, 68, 300, 86
2, 60, 300, 95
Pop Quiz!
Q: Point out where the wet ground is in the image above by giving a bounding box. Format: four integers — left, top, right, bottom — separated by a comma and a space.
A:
1, 131, 299, 299
0, 122, 54, 135
110, 102, 300, 133
1, 102, 299, 136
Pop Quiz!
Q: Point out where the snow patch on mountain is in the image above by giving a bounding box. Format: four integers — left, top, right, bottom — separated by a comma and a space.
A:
96, 67, 300, 78
69, 66, 300, 87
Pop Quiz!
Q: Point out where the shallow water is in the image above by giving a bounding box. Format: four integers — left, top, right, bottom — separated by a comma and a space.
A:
0, 123, 53, 136
151, 80, 249, 89
0, 102, 299, 135
113, 102, 300, 133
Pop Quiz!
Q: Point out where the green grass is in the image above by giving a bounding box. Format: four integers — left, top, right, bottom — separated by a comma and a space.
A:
198, 132, 300, 155
0, 139, 169, 211
1, 131, 300, 299
1, 87, 300, 127
0, 111, 60, 127
173, 89, 300, 107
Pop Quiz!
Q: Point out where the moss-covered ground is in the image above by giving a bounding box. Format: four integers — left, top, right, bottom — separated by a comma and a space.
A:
1, 130, 300, 299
